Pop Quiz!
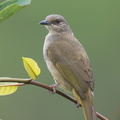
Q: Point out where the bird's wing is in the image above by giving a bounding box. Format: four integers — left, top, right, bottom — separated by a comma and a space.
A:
47, 37, 94, 99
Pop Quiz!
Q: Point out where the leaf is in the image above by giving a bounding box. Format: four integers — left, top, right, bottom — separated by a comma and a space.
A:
0, 82, 23, 96
22, 57, 41, 80
0, 0, 31, 23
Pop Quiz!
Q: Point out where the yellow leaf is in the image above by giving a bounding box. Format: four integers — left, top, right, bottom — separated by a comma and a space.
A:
0, 82, 19, 96
22, 57, 41, 79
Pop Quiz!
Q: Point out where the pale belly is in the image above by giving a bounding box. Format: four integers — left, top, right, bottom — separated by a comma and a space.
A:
43, 34, 73, 92
45, 59, 73, 92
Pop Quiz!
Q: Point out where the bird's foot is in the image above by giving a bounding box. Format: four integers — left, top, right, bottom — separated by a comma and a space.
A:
76, 102, 81, 108
49, 83, 60, 94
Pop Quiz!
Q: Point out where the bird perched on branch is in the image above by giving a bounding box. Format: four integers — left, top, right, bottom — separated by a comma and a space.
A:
40, 14, 97, 120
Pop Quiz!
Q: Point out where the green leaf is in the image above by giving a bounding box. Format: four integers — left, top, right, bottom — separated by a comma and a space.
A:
22, 57, 41, 80
0, 82, 24, 96
0, 0, 31, 23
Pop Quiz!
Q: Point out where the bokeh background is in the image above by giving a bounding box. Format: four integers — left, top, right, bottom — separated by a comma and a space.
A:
0, 0, 120, 120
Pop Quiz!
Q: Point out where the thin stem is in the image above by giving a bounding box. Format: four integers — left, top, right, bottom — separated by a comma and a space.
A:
0, 78, 108, 120
96, 112, 109, 120
29, 80, 108, 120
0, 77, 32, 83
30, 80, 79, 106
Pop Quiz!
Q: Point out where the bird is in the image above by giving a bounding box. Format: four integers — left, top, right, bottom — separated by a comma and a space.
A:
40, 14, 97, 120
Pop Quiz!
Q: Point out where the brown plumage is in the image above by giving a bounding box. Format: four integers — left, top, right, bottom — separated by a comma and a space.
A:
40, 14, 97, 120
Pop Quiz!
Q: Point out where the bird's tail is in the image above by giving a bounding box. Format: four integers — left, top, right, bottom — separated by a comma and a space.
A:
72, 88, 97, 120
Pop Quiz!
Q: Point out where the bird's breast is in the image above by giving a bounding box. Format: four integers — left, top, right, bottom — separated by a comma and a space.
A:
43, 34, 73, 92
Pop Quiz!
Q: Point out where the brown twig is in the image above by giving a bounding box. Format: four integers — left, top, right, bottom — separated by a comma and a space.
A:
29, 80, 108, 120
0, 77, 108, 120
0, 78, 108, 120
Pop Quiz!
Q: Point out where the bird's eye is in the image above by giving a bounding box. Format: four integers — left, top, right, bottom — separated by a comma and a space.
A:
55, 19, 60, 24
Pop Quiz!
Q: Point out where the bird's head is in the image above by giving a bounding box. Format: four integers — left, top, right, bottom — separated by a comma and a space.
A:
40, 14, 72, 34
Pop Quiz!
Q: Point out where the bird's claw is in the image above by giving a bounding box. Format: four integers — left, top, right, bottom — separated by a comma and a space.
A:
76, 102, 80, 108
49, 83, 60, 94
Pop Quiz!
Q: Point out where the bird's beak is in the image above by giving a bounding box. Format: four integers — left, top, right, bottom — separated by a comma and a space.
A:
39, 20, 51, 25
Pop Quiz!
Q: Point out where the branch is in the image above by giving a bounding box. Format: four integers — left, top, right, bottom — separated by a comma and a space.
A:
29, 81, 108, 120
0, 78, 108, 120
0, 77, 31, 83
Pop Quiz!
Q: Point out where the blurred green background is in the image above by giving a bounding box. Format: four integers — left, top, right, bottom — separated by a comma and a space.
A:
0, 0, 120, 120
